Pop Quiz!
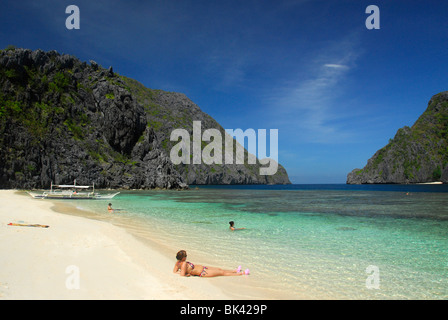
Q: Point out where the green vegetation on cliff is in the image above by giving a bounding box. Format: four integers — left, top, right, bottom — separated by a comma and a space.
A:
0, 47, 290, 189
347, 91, 448, 184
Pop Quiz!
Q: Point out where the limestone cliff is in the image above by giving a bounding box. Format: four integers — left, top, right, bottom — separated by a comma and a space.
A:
347, 91, 448, 184
0, 47, 290, 189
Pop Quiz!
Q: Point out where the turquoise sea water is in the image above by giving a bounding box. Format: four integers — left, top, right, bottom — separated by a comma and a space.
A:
68, 184, 448, 299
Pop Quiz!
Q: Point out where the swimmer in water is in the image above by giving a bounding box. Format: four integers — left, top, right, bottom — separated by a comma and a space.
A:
229, 221, 246, 231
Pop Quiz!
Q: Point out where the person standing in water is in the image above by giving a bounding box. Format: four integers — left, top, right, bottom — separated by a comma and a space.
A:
229, 221, 246, 231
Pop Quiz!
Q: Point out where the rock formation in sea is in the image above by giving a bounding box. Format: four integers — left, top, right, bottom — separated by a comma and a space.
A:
0, 47, 291, 189
347, 91, 448, 184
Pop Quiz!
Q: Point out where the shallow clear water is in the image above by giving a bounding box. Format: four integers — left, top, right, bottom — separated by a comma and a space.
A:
69, 184, 448, 299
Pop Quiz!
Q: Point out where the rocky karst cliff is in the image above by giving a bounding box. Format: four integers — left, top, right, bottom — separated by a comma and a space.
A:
123, 76, 290, 185
347, 91, 448, 184
0, 47, 290, 189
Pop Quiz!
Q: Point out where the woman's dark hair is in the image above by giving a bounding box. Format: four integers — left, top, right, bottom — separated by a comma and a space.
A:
176, 250, 187, 261
229, 221, 234, 227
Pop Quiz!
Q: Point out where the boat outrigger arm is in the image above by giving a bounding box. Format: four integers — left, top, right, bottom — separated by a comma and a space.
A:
28, 180, 120, 200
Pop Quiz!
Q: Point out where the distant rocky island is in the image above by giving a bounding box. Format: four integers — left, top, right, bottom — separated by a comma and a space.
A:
347, 91, 448, 184
0, 47, 290, 189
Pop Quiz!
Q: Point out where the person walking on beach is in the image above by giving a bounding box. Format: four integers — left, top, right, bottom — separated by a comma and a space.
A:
173, 250, 249, 277
229, 221, 246, 231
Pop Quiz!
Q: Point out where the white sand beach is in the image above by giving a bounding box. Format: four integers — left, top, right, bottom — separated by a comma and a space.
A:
0, 190, 244, 300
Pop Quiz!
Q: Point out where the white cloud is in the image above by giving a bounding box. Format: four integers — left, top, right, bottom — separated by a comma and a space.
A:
264, 35, 361, 144
324, 64, 349, 69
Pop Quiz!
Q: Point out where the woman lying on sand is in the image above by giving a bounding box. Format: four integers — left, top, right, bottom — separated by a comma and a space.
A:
173, 250, 249, 277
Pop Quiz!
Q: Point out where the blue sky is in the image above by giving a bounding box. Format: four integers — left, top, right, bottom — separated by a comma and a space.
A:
1, 0, 448, 183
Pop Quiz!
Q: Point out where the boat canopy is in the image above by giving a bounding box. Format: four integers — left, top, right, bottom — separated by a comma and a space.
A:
56, 185, 90, 189
51, 180, 95, 192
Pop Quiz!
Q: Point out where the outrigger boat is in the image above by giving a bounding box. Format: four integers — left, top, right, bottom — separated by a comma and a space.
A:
28, 180, 120, 200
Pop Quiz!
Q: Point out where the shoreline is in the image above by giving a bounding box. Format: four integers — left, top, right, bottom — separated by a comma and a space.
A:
0, 190, 254, 300
416, 181, 443, 185
2, 186, 447, 300
49, 192, 284, 300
